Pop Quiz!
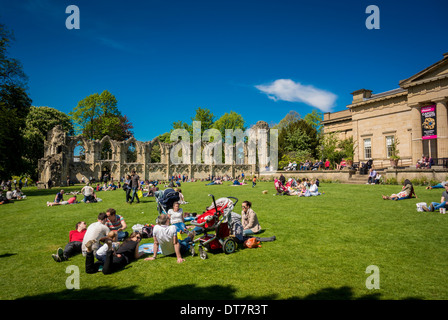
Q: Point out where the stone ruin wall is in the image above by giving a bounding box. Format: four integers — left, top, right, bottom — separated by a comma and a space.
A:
38, 124, 268, 187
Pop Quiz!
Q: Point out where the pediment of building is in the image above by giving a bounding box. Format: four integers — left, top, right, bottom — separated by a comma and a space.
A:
399, 53, 448, 88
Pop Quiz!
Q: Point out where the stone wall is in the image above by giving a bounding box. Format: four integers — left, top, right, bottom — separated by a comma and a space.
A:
39, 125, 262, 186
259, 168, 448, 184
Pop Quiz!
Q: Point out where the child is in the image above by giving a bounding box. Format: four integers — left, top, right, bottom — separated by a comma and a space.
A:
298, 184, 309, 197
167, 201, 189, 233
174, 188, 188, 204
252, 176, 257, 188
95, 231, 120, 263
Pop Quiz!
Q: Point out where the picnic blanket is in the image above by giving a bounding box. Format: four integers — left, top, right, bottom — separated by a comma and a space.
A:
139, 243, 162, 254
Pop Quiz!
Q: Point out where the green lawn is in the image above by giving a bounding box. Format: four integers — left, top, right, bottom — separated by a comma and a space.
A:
1, 181, 448, 300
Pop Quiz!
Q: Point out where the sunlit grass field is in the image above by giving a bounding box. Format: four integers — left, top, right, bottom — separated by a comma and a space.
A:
1, 180, 448, 300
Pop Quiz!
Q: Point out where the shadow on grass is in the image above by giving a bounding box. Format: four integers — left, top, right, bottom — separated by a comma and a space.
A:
15, 284, 422, 300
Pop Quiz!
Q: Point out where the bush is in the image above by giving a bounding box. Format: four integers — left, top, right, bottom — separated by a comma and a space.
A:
385, 177, 398, 185
10, 175, 34, 186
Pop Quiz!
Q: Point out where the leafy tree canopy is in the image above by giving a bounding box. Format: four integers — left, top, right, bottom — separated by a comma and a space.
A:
69, 90, 133, 140
0, 23, 32, 179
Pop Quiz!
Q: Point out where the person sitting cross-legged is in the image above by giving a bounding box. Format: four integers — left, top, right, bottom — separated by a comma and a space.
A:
422, 183, 448, 212
144, 214, 195, 264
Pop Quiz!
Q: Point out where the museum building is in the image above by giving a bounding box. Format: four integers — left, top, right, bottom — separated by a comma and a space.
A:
322, 53, 448, 169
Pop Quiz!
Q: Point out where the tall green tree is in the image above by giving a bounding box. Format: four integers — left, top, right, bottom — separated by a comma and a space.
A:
273, 110, 301, 131
318, 133, 356, 169
212, 111, 246, 139
278, 119, 319, 165
192, 107, 215, 133
69, 90, 133, 140
22, 106, 74, 179
0, 23, 32, 179
303, 109, 323, 133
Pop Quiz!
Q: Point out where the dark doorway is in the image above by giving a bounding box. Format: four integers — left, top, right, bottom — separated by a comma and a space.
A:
422, 139, 437, 158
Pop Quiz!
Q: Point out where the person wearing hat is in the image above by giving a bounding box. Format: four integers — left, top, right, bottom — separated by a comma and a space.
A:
426, 181, 447, 190
422, 183, 448, 212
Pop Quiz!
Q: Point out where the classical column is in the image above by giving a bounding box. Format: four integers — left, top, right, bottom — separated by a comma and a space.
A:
436, 99, 448, 159
410, 104, 423, 164
352, 119, 359, 163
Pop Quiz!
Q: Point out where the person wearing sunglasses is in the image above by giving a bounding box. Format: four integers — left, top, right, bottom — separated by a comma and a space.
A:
85, 231, 144, 275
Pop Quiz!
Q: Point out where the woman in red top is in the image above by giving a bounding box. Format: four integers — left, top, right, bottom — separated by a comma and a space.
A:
52, 221, 87, 262
337, 158, 347, 170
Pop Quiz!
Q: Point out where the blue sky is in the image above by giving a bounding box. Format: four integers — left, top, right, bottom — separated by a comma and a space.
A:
1, 0, 447, 142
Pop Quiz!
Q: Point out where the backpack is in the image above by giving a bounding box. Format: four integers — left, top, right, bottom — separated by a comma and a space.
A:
244, 237, 261, 248
141, 224, 154, 238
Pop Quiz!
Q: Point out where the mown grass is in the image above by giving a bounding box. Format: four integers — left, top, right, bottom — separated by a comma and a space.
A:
1, 181, 448, 300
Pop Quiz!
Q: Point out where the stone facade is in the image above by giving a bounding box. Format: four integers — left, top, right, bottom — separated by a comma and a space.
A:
38, 122, 272, 187
322, 53, 448, 169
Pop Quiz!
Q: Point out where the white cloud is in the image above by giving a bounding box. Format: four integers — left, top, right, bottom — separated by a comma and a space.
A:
255, 79, 337, 112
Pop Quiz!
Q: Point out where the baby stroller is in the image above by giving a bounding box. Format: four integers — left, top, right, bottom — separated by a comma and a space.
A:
190, 194, 238, 259
155, 188, 180, 214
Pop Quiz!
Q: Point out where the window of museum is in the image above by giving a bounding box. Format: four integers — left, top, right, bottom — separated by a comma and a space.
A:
364, 138, 371, 159
386, 136, 394, 158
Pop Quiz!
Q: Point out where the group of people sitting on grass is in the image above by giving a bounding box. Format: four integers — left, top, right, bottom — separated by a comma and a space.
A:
0, 187, 26, 205
274, 175, 322, 197
204, 176, 258, 187
52, 208, 133, 273
46, 183, 103, 206
375, 177, 448, 214
421, 180, 448, 212
51, 198, 272, 274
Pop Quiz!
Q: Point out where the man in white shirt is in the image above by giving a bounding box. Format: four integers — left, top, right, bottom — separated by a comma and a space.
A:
144, 214, 194, 264
81, 212, 110, 256
81, 183, 95, 203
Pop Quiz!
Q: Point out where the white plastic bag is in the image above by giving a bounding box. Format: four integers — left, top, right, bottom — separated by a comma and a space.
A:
416, 202, 427, 212
132, 224, 144, 232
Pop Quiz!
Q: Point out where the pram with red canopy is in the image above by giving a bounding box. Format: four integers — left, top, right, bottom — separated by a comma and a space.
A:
190, 194, 238, 259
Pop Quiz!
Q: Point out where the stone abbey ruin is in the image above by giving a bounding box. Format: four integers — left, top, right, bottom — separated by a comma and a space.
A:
38, 122, 272, 187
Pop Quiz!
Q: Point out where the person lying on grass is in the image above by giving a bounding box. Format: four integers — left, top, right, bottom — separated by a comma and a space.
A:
85, 231, 144, 275
144, 214, 195, 264
422, 183, 448, 212
382, 179, 417, 200
426, 181, 447, 190
52, 221, 87, 262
